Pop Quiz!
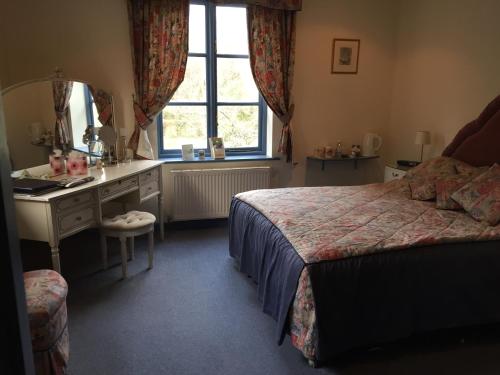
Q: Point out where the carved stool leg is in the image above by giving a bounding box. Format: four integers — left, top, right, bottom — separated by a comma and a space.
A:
128, 236, 135, 260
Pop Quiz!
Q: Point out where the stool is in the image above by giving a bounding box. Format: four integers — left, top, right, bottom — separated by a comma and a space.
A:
24, 269, 69, 375
100, 210, 156, 278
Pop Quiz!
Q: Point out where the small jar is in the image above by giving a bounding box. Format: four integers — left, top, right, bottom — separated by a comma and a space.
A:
49, 154, 65, 176
198, 149, 206, 160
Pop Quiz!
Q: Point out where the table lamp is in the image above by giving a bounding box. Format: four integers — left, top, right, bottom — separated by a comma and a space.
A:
415, 131, 431, 162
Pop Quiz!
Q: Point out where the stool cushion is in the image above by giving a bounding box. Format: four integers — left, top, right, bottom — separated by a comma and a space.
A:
24, 269, 69, 374
102, 210, 156, 230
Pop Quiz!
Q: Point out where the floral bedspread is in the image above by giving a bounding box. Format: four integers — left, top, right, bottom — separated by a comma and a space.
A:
235, 180, 500, 359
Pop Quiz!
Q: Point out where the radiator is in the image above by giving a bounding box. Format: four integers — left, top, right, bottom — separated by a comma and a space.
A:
171, 167, 271, 221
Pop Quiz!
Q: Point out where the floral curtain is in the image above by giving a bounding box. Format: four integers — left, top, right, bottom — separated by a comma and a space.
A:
212, 0, 301, 11
247, 5, 296, 162
88, 86, 114, 127
52, 80, 73, 150
127, 0, 189, 159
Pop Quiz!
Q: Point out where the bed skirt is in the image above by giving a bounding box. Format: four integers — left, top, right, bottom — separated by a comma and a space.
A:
229, 198, 304, 344
229, 197, 500, 362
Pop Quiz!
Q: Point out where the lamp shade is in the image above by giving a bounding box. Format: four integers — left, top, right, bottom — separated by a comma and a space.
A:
415, 131, 431, 145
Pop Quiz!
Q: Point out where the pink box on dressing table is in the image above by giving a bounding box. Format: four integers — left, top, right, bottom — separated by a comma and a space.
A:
49, 150, 65, 176
66, 151, 89, 176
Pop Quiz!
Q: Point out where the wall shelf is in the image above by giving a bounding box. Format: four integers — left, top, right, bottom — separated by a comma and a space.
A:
307, 155, 379, 170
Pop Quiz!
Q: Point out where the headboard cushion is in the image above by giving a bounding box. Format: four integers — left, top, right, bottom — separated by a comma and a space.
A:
451, 108, 500, 166
442, 94, 500, 157
442, 94, 500, 166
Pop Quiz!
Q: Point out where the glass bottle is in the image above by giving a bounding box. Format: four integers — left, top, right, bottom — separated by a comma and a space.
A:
335, 141, 342, 158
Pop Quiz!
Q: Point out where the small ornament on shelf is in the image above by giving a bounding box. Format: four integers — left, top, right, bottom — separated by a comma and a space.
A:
335, 141, 343, 158
351, 144, 361, 158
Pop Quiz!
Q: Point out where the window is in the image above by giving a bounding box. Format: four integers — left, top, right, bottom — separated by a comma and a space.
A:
69, 82, 103, 150
158, 2, 267, 158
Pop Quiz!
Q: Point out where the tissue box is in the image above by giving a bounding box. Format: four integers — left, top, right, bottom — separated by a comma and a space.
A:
66, 155, 88, 176
49, 155, 65, 176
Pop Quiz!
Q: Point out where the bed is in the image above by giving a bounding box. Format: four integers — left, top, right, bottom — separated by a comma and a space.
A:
228, 95, 500, 365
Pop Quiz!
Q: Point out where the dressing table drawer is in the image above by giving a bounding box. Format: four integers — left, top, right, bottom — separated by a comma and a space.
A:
140, 180, 160, 199
100, 176, 138, 200
55, 191, 93, 212
58, 205, 97, 237
140, 168, 159, 184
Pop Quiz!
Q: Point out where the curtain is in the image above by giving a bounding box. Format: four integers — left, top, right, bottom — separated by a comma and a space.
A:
88, 86, 114, 127
212, 0, 301, 10
247, 5, 296, 162
52, 80, 73, 151
127, 0, 189, 159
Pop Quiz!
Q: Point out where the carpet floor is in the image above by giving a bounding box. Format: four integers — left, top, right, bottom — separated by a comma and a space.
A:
20, 221, 500, 375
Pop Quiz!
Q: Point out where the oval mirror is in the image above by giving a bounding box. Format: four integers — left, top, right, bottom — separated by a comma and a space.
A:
2, 78, 115, 171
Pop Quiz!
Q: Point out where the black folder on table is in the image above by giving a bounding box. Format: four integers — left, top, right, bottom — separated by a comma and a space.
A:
12, 178, 60, 194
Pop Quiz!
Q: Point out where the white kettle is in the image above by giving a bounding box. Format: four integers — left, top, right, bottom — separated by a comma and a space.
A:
362, 133, 382, 156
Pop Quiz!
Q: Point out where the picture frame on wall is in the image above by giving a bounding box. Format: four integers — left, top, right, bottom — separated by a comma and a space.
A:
331, 38, 360, 74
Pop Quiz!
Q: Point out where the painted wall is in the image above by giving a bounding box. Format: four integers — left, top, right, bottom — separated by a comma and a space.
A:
2, 0, 497, 219
0, 0, 400, 190
3, 81, 54, 170
289, 0, 399, 186
0, 0, 136, 137
385, 0, 500, 164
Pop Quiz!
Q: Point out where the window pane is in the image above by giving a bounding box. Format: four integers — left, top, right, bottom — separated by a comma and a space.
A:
91, 103, 104, 127
217, 58, 258, 102
216, 7, 248, 55
163, 106, 207, 149
170, 57, 207, 102
189, 4, 206, 53
69, 82, 88, 148
217, 106, 258, 148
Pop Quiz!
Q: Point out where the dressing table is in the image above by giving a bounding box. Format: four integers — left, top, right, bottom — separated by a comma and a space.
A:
2, 72, 167, 274
14, 160, 164, 273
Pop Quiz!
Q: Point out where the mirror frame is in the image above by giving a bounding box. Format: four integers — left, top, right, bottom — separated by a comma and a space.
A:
1, 71, 116, 168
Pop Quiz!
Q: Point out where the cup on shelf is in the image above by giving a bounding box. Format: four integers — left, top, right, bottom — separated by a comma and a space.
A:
314, 147, 326, 159
325, 146, 334, 159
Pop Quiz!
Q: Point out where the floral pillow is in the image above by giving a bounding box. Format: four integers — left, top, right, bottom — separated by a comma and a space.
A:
409, 176, 437, 201
454, 161, 489, 177
405, 156, 458, 179
451, 164, 500, 225
406, 157, 459, 200
435, 175, 473, 210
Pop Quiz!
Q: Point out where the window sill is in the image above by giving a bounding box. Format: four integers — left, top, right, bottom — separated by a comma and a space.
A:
160, 155, 280, 164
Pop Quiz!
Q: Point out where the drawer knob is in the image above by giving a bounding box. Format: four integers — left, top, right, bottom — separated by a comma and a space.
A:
75, 216, 82, 221
392, 172, 398, 177
74, 198, 80, 203
148, 186, 152, 191
104, 189, 109, 194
